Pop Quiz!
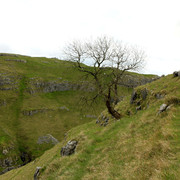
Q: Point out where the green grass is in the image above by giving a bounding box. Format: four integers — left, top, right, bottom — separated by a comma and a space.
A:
0, 54, 107, 170
1, 73, 180, 179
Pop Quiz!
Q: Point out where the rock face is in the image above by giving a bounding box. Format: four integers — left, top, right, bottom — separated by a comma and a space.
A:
5, 59, 27, 63
173, 71, 180, 77
37, 134, 59, 145
29, 80, 95, 94
119, 74, 160, 88
130, 88, 148, 104
130, 91, 138, 104
61, 140, 78, 156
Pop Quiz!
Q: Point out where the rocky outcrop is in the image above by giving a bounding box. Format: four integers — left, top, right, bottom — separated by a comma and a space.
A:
22, 109, 51, 116
130, 88, 148, 105
119, 74, 160, 88
28, 80, 95, 94
37, 134, 59, 145
61, 140, 78, 156
0, 74, 18, 91
173, 71, 180, 77
5, 59, 27, 63
130, 91, 138, 104
0, 53, 18, 57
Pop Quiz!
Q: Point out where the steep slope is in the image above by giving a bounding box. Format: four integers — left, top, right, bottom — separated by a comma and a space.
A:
0, 53, 106, 173
2, 73, 180, 179
0, 53, 156, 173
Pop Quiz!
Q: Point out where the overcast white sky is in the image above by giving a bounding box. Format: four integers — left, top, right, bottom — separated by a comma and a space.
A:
0, 0, 180, 75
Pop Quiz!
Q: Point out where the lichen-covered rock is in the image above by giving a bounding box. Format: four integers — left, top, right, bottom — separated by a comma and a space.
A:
173, 71, 180, 77
158, 104, 168, 113
61, 140, 78, 156
37, 134, 59, 145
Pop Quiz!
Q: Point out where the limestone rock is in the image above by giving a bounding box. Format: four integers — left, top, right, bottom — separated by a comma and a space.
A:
173, 71, 180, 77
130, 91, 137, 104
37, 134, 59, 145
158, 104, 168, 113
59, 106, 69, 111
5, 59, 27, 63
34, 167, 42, 180
61, 140, 78, 156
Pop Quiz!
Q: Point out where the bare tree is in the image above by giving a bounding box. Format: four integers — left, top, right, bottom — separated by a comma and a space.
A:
63, 36, 145, 119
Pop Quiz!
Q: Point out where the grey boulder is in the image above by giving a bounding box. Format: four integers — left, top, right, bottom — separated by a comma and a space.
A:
173, 71, 180, 77
61, 140, 78, 156
158, 104, 168, 113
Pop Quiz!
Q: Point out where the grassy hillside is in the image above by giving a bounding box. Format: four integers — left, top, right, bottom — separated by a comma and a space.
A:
1, 73, 180, 179
1, 53, 157, 173
0, 53, 107, 171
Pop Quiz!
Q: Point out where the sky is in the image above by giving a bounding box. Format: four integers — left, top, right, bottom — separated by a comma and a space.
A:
0, 0, 180, 75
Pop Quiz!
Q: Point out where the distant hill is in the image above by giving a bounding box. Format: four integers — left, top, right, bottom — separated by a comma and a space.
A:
0, 53, 158, 175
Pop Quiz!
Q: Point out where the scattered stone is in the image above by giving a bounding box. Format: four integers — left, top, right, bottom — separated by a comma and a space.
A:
37, 134, 59, 145
59, 106, 69, 111
158, 104, 168, 114
85, 115, 97, 118
34, 167, 42, 180
61, 140, 78, 156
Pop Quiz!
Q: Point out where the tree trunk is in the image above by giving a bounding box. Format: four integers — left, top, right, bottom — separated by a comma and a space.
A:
106, 99, 121, 119
106, 87, 121, 119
